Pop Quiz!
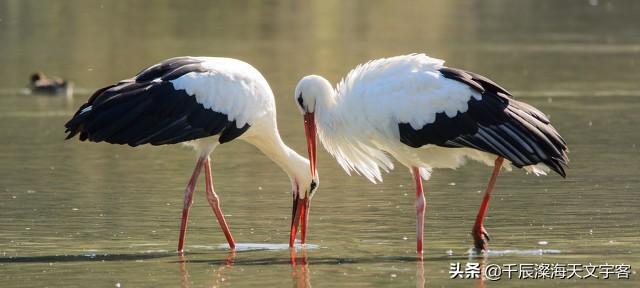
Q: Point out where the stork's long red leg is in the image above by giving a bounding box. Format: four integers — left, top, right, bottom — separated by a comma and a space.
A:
472, 157, 504, 252
178, 156, 206, 253
204, 157, 236, 249
412, 167, 426, 256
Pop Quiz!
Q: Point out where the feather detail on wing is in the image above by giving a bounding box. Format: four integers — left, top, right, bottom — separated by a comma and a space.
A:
317, 121, 394, 183
399, 66, 569, 177
65, 57, 273, 146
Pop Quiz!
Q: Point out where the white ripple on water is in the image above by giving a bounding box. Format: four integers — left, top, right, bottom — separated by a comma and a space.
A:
210, 243, 320, 252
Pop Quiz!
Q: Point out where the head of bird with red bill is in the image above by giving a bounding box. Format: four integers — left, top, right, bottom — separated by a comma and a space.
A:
291, 75, 340, 248
287, 79, 325, 247
294, 74, 337, 174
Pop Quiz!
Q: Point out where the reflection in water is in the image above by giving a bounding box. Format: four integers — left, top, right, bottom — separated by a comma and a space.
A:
476, 256, 487, 288
211, 251, 236, 288
179, 251, 236, 288
416, 258, 425, 288
179, 255, 190, 288
290, 249, 311, 288
290, 252, 426, 288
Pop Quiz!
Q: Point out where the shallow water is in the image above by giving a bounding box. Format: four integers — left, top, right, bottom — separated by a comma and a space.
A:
1, 0, 639, 287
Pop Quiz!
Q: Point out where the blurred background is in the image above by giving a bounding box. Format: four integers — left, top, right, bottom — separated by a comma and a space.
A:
1, 0, 639, 287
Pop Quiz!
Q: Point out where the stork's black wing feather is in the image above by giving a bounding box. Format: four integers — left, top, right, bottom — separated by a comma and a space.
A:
399, 67, 569, 177
64, 57, 250, 147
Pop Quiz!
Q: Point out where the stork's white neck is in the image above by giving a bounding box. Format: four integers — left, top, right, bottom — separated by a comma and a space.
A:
243, 122, 311, 190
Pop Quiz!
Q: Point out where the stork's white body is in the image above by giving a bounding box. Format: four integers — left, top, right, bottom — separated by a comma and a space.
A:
313, 54, 546, 182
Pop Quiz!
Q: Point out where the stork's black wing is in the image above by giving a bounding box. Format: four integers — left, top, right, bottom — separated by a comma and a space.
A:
399, 67, 569, 177
64, 57, 250, 146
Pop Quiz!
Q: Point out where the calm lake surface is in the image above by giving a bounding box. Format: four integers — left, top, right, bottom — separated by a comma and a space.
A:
1, 0, 639, 287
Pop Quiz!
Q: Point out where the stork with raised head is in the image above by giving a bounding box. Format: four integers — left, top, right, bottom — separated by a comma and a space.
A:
65, 57, 318, 253
294, 54, 568, 254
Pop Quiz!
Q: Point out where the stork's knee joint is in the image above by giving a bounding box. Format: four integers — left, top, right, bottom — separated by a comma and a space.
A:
415, 197, 425, 213
206, 192, 220, 205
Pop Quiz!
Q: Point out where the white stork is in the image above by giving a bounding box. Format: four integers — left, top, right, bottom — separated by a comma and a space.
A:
294, 54, 568, 254
65, 57, 318, 253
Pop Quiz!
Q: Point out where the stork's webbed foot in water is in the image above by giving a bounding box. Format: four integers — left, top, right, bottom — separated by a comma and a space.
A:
471, 225, 491, 252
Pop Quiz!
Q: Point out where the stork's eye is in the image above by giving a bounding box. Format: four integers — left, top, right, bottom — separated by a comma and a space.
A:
309, 179, 318, 196
297, 93, 305, 111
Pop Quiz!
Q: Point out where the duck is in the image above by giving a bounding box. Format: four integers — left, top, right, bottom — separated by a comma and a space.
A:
29, 72, 73, 97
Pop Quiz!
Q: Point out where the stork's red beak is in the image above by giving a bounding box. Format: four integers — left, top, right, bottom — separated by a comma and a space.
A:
289, 194, 310, 247
288, 112, 317, 247
303, 112, 317, 178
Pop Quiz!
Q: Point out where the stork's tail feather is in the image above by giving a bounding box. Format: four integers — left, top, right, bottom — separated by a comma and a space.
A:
64, 110, 88, 140
64, 84, 118, 141
417, 66, 570, 178
503, 99, 569, 177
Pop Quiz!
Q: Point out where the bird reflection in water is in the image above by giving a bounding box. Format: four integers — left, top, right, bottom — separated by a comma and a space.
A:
179, 251, 235, 288
288, 250, 431, 288
475, 255, 488, 288
175, 249, 488, 288
290, 248, 311, 288
416, 256, 425, 288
